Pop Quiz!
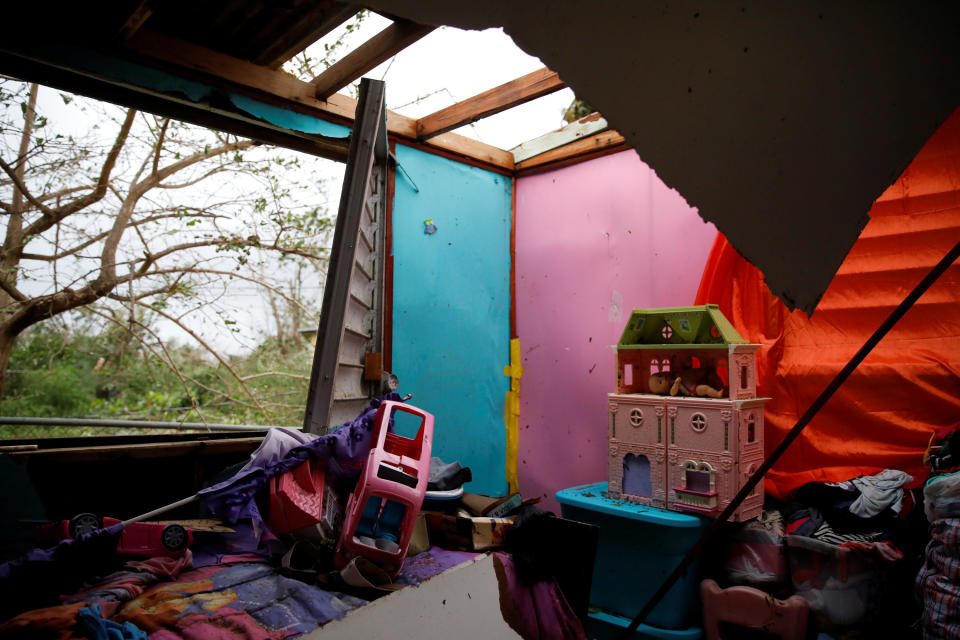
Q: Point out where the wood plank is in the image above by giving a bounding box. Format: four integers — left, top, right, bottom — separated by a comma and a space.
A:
511, 112, 608, 163
0, 47, 350, 162
7, 438, 262, 461
417, 67, 565, 140
311, 19, 435, 99
408, 131, 514, 173
308, 554, 522, 639
515, 130, 630, 175
255, 2, 360, 68
116, 0, 154, 42
120, 29, 512, 170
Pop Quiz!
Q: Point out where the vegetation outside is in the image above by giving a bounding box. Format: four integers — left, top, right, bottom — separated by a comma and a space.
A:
1, 322, 312, 439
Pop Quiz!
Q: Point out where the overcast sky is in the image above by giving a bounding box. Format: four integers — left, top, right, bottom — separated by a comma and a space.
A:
11, 19, 574, 356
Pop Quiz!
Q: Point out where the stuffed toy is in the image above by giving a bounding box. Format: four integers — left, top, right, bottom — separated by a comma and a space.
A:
648, 357, 726, 398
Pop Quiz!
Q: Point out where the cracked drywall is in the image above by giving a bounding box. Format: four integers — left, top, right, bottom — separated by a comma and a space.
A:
365, 0, 960, 314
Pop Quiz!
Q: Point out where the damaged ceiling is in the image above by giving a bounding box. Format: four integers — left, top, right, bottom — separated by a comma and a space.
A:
361, 0, 960, 314
2, 1, 959, 313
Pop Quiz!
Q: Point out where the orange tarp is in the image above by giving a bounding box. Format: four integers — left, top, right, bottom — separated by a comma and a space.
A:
696, 108, 960, 500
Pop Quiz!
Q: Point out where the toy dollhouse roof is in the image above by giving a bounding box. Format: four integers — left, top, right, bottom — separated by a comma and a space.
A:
617, 305, 747, 350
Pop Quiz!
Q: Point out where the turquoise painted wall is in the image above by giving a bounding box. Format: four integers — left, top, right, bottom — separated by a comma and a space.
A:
391, 145, 512, 497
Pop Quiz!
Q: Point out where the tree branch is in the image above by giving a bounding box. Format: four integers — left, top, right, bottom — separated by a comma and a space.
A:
241, 371, 310, 382
152, 117, 169, 178
18, 211, 225, 262
132, 299, 274, 422
0, 275, 27, 303
21, 108, 137, 239
85, 304, 207, 425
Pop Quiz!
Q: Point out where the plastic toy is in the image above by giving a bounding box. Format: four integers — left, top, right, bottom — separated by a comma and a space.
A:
37, 513, 192, 557
700, 579, 808, 640
267, 457, 341, 538
335, 400, 434, 574
647, 355, 725, 399
608, 305, 768, 522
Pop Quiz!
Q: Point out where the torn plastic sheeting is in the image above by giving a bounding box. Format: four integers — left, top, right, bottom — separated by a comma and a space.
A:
23, 43, 216, 104
228, 93, 350, 138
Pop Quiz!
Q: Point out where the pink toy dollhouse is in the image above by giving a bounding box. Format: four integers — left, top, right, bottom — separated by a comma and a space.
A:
607, 305, 768, 522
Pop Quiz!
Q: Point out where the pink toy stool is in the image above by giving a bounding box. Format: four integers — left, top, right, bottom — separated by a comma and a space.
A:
701, 579, 809, 640
335, 400, 434, 574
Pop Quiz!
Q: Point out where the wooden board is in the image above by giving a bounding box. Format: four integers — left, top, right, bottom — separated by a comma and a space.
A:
5, 438, 263, 461
511, 112, 608, 163
303, 79, 387, 433
153, 518, 236, 533
416, 68, 565, 140
514, 130, 629, 176
306, 554, 522, 638
311, 19, 435, 99
119, 30, 512, 170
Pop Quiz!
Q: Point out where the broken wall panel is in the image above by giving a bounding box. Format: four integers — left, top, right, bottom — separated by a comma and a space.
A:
515, 150, 717, 512
391, 144, 512, 497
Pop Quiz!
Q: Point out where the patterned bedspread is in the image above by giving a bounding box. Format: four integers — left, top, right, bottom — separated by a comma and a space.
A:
0, 547, 480, 639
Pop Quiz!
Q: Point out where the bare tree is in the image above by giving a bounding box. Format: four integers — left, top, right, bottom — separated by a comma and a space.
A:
0, 80, 336, 415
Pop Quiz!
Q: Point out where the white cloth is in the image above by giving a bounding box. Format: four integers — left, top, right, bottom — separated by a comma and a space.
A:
849, 469, 912, 517
240, 427, 317, 473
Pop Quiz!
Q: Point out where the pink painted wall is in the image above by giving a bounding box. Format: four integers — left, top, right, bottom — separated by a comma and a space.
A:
515, 149, 718, 513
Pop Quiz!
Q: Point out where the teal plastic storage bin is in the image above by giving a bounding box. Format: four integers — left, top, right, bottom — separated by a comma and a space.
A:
556, 482, 709, 630
587, 611, 702, 639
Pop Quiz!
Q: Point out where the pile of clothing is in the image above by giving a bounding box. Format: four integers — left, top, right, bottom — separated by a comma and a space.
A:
781, 468, 912, 558
916, 421, 960, 640
722, 469, 914, 630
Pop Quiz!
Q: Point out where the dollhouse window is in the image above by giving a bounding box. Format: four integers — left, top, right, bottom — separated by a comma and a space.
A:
683, 460, 713, 493
661, 325, 673, 339
623, 364, 633, 386
710, 324, 721, 338
746, 414, 756, 443
740, 365, 748, 389
623, 453, 652, 498
651, 358, 671, 375
690, 412, 707, 432
746, 464, 759, 496
629, 408, 643, 427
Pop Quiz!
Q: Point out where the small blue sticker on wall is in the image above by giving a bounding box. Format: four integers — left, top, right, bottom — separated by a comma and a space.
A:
424, 218, 438, 235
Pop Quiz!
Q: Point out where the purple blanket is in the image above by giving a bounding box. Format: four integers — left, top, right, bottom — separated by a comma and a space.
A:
200, 394, 402, 525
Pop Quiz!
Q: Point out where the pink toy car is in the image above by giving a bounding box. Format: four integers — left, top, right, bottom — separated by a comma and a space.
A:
37, 513, 192, 557
336, 400, 434, 574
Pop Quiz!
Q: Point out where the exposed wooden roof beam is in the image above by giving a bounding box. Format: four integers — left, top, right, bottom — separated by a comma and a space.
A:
119, 29, 512, 170
514, 130, 629, 176
0, 46, 351, 162
511, 112, 608, 163
416, 67, 565, 140
116, 0, 154, 42
255, 2, 360, 69
310, 18, 434, 99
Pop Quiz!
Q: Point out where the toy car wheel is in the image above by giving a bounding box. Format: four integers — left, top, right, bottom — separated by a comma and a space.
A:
161, 524, 188, 551
68, 512, 102, 538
